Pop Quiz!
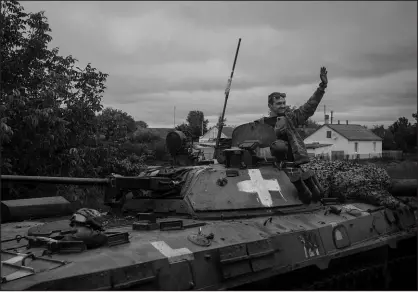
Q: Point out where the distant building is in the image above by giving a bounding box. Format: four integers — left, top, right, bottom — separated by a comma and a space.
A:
199, 126, 234, 144
304, 122, 383, 160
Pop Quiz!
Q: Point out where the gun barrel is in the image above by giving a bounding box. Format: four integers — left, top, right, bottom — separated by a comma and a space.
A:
1, 175, 109, 185
214, 38, 242, 155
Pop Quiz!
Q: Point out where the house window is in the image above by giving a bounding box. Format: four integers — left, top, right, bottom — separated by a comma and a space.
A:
326, 131, 331, 138
373, 142, 376, 152
354, 142, 358, 153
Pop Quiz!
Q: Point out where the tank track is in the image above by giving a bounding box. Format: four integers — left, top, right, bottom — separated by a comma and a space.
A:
292, 254, 416, 290
234, 238, 417, 291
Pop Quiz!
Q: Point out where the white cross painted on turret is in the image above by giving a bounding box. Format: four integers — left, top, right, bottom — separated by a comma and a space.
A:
237, 169, 286, 207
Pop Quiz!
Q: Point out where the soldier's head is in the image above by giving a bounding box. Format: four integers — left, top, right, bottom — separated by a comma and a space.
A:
268, 92, 287, 115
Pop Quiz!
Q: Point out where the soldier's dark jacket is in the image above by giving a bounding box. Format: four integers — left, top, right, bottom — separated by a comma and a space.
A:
258, 85, 326, 165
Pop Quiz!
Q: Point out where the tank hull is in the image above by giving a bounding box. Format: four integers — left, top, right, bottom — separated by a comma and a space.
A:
1, 199, 416, 290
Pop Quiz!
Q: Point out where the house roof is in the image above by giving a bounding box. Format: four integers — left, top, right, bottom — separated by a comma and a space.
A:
305, 143, 333, 149
305, 124, 383, 141
221, 126, 234, 138
204, 126, 234, 138
327, 124, 382, 141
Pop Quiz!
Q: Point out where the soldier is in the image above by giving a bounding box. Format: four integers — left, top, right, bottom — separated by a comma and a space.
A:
258, 67, 328, 166
254, 67, 328, 204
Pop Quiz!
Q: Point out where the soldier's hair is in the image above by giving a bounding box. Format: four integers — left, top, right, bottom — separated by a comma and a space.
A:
268, 92, 286, 105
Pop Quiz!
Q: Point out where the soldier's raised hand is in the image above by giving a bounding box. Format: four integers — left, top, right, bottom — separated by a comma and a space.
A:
320, 67, 328, 85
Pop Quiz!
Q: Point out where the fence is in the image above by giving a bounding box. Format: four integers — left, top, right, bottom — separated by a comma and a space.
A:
382, 150, 404, 160
314, 151, 404, 161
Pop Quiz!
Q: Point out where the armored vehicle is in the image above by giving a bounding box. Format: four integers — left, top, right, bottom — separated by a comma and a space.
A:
1, 122, 417, 291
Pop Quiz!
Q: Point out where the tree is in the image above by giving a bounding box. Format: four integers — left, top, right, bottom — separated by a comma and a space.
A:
175, 123, 193, 138
0, 0, 147, 203
97, 107, 136, 141
184, 110, 209, 138
413, 112, 417, 122
135, 120, 148, 129
371, 125, 397, 150
372, 116, 416, 153
389, 117, 410, 134
371, 125, 385, 139
389, 117, 415, 152
0, 0, 109, 176
131, 129, 160, 144
410, 113, 417, 151
304, 118, 320, 129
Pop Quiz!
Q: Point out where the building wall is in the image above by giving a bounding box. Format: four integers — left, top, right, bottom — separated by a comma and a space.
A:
304, 126, 348, 156
346, 140, 382, 157
199, 127, 228, 142
306, 145, 333, 157
304, 125, 382, 159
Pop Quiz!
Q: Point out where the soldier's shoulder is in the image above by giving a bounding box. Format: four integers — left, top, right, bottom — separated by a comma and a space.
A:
284, 108, 295, 116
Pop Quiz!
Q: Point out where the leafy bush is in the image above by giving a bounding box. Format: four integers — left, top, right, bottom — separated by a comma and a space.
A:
97, 108, 136, 141
0, 1, 146, 203
56, 185, 107, 212
154, 140, 169, 160
131, 129, 161, 143
65, 145, 145, 177
120, 141, 149, 157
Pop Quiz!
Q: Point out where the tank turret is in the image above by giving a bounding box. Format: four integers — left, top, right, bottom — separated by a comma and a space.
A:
3, 121, 416, 221
101, 122, 325, 217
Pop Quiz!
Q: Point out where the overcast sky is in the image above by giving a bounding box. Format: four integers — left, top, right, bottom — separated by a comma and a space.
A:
23, 1, 417, 128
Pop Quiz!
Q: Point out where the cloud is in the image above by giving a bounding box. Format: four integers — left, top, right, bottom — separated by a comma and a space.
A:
20, 1, 417, 129
105, 68, 416, 128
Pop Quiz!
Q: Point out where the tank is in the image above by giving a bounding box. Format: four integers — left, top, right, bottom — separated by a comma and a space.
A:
1, 122, 417, 290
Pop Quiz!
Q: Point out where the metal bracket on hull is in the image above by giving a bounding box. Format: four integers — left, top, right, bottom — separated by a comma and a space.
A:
219, 240, 275, 279
1, 250, 67, 283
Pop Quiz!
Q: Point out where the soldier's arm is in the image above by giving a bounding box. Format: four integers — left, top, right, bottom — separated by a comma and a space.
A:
289, 83, 326, 126
254, 117, 265, 124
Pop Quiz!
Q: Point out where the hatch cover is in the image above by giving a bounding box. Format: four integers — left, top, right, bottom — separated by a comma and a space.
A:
1, 250, 67, 283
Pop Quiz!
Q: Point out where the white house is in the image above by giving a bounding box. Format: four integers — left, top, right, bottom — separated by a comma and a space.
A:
199, 126, 234, 144
305, 143, 333, 157
304, 123, 383, 159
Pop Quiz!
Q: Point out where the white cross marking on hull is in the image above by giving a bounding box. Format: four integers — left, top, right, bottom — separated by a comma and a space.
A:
237, 169, 286, 207
151, 241, 194, 264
